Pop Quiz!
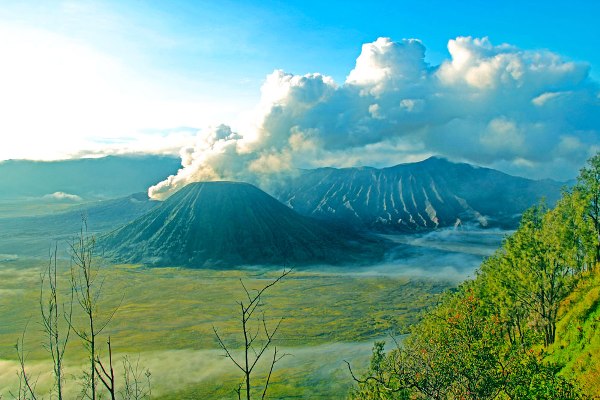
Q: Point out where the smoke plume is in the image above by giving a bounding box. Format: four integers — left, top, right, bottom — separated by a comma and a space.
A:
149, 36, 599, 200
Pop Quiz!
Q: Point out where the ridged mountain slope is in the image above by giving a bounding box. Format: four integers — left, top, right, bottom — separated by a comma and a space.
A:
101, 181, 385, 268
271, 157, 564, 231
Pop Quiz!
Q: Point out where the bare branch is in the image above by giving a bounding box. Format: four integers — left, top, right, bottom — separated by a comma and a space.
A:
15, 324, 38, 400
261, 347, 288, 400
213, 326, 245, 372
213, 268, 291, 399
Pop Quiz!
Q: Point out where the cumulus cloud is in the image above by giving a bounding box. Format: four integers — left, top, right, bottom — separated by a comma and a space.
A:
43, 191, 83, 201
149, 36, 600, 199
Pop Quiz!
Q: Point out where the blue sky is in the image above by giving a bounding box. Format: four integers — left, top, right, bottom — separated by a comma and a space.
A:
1, 0, 598, 182
30, 0, 597, 83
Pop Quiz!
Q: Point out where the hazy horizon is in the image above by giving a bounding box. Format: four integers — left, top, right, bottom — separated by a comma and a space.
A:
1, 0, 598, 186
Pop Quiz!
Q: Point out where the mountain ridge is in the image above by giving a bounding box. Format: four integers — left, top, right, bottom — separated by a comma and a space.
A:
100, 181, 386, 268
270, 157, 565, 231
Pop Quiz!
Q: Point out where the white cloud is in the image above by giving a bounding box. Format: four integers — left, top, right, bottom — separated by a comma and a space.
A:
346, 37, 428, 95
148, 36, 599, 199
43, 191, 83, 202
532, 91, 564, 106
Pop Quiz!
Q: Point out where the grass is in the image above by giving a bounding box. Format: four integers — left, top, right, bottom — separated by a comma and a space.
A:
548, 270, 600, 399
0, 258, 451, 398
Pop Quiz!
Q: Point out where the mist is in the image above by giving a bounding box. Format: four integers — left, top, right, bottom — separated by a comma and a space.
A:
304, 227, 508, 282
0, 341, 377, 398
0, 226, 510, 397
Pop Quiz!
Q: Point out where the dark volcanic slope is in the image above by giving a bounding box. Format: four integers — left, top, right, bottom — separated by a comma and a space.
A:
101, 182, 385, 268
271, 157, 564, 231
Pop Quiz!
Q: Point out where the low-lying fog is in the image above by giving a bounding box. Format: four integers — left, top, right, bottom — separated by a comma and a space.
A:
0, 227, 510, 398
308, 227, 509, 282
0, 340, 381, 398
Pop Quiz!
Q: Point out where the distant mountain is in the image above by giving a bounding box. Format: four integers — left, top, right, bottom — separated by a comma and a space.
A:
0, 155, 180, 200
100, 182, 386, 268
0, 193, 160, 257
0, 192, 159, 235
270, 157, 565, 231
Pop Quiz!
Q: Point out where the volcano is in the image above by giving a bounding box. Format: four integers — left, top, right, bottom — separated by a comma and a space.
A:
101, 181, 385, 267
271, 157, 564, 231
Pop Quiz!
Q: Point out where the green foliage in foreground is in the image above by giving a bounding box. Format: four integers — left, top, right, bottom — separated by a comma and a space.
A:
350, 153, 600, 399
549, 271, 600, 396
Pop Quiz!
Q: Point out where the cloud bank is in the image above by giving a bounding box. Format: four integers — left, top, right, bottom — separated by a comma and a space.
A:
149, 36, 600, 200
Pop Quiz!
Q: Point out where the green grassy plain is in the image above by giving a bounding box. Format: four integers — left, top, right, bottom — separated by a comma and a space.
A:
0, 258, 450, 398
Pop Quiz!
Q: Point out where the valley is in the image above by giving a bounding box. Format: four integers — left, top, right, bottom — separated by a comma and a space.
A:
0, 228, 505, 398
1, 8, 597, 396
0, 156, 551, 398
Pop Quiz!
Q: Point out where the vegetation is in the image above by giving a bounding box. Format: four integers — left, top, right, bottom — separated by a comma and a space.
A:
7, 222, 151, 400
548, 271, 600, 396
3, 154, 598, 398
213, 269, 291, 399
0, 259, 447, 397
349, 153, 600, 399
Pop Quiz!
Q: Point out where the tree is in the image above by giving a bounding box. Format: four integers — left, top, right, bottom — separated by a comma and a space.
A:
347, 341, 411, 400
213, 269, 291, 400
11, 327, 38, 400
501, 203, 579, 346
349, 287, 509, 400
348, 284, 586, 399
9, 219, 150, 399
575, 153, 600, 266
548, 189, 596, 274
478, 251, 531, 346
68, 220, 121, 400
121, 355, 152, 400
39, 244, 73, 400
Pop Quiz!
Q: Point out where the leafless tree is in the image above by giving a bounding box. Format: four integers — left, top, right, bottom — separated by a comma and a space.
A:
11, 326, 38, 400
9, 218, 150, 399
39, 244, 73, 400
213, 269, 291, 400
68, 219, 121, 400
120, 355, 152, 400
94, 337, 116, 400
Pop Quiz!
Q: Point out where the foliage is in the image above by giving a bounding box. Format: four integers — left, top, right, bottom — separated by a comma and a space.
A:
350, 152, 600, 399
575, 153, 600, 265
548, 272, 600, 398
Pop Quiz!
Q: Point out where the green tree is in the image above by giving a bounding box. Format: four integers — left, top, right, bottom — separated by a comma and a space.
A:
347, 341, 411, 400
500, 203, 580, 346
504, 351, 584, 400
350, 287, 509, 399
575, 153, 600, 266
478, 251, 530, 346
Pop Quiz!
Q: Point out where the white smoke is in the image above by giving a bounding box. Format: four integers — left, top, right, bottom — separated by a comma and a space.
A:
149, 36, 600, 200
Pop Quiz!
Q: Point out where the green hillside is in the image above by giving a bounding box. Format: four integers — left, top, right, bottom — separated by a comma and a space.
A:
350, 153, 600, 399
549, 272, 600, 397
